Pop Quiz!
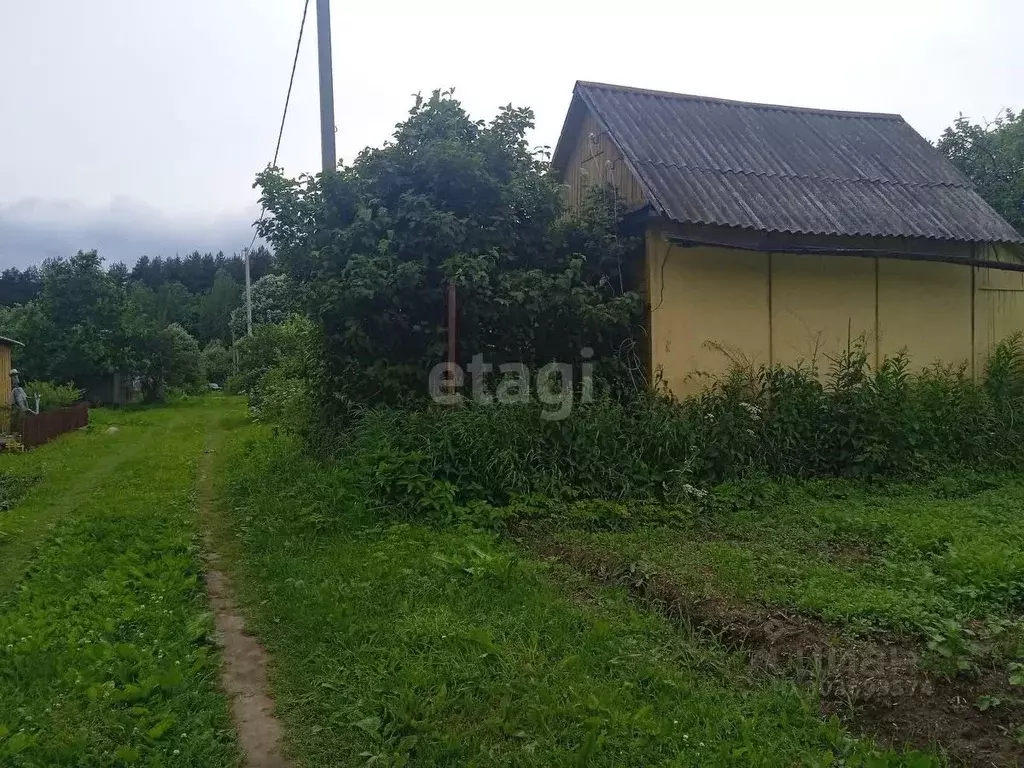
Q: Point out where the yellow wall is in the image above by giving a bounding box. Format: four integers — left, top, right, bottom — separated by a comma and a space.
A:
770, 252, 876, 369
877, 258, 973, 370
0, 345, 10, 407
560, 111, 646, 214
975, 245, 1024, 374
646, 235, 769, 393
646, 232, 1024, 397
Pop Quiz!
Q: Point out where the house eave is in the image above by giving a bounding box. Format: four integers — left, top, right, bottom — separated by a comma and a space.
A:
655, 219, 1024, 271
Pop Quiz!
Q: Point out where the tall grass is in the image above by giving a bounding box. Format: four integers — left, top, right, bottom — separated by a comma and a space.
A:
371, 337, 1024, 511
258, 335, 1024, 522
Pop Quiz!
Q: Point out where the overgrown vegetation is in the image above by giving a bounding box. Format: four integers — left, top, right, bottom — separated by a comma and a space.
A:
251, 336, 1024, 526
21, 380, 83, 411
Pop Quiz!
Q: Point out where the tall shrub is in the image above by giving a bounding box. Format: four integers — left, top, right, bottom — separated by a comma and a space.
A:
23, 381, 83, 411
141, 323, 202, 400
200, 341, 232, 384
257, 90, 644, 428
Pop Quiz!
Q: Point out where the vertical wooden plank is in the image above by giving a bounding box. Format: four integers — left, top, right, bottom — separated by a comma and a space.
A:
0, 345, 11, 408
561, 109, 646, 215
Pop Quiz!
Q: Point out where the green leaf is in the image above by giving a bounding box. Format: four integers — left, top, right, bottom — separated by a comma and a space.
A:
353, 716, 381, 736
147, 716, 176, 740
113, 745, 140, 764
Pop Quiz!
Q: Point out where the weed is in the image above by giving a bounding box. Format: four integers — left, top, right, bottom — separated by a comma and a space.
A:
0, 471, 39, 512
271, 337, 1024, 527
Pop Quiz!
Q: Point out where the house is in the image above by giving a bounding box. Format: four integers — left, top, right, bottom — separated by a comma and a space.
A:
552, 81, 1024, 396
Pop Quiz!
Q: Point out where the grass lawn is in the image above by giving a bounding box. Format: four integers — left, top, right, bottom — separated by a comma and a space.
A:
8, 396, 1018, 765
0, 398, 240, 766
213, 422, 937, 767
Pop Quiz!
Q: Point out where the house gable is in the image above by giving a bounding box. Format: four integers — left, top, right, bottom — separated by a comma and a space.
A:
551, 93, 647, 215
555, 80, 1024, 246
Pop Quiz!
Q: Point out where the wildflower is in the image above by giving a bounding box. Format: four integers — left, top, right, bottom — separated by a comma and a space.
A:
739, 401, 761, 419
679, 484, 708, 500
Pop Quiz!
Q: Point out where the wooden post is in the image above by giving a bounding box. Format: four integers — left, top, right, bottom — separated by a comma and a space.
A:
447, 283, 457, 371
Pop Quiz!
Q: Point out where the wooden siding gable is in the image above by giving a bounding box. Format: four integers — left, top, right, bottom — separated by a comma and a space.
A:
552, 96, 648, 215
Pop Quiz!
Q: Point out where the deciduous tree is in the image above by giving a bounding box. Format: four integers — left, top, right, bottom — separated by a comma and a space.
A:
938, 109, 1024, 235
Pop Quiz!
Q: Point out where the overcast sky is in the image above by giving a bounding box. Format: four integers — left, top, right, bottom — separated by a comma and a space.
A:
1, 0, 1020, 269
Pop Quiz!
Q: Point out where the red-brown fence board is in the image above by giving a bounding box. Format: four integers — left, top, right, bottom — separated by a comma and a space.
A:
21, 404, 89, 448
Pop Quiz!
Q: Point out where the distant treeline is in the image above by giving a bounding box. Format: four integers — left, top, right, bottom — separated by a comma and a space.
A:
0, 247, 289, 400
0, 248, 274, 347
0, 248, 274, 311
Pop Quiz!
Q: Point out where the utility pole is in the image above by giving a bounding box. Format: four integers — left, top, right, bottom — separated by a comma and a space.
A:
316, 0, 336, 173
244, 247, 253, 336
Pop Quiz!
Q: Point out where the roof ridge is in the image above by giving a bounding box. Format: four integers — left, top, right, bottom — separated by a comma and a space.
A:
576, 80, 905, 121
631, 159, 973, 189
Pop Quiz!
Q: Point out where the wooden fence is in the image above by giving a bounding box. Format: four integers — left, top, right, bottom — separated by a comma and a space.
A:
20, 404, 89, 449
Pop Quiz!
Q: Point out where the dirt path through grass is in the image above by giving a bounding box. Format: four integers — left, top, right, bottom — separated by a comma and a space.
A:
197, 431, 291, 768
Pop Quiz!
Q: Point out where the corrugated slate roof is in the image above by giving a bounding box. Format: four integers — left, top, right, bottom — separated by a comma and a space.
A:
554, 81, 1023, 244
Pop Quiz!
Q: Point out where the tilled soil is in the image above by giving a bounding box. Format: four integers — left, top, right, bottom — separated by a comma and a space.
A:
540, 541, 1024, 767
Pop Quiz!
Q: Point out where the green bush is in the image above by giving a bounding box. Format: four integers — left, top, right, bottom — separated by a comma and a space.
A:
23, 380, 83, 411
200, 340, 232, 384
140, 323, 203, 401
233, 316, 313, 401
258, 92, 645, 423
233, 316, 318, 436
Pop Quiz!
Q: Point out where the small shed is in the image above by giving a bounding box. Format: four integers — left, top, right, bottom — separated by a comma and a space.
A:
552, 81, 1024, 396
81, 373, 140, 406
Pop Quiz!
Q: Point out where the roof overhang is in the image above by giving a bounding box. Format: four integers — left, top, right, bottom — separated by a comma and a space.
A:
0, 336, 24, 347
657, 220, 1024, 271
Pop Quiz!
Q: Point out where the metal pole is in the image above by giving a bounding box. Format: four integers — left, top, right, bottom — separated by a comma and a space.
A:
316, 0, 337, 173
447, 283, 457, 369
244, 248, 253, 337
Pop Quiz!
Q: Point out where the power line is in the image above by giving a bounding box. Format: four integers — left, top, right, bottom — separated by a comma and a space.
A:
244, 0, 311, 335
273, 0, 311, 170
